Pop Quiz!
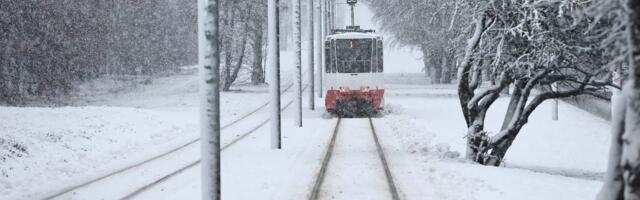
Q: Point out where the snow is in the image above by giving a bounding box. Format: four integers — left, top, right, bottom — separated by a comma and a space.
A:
0, 106, 197, 199
0, 49, 303, 199
318, 119, 393, 200
0, 73, 612, 200
378, 84, 607, 200
102, 80, 610, 200
0, 2, 615, 200
132, 110, 337, 200
384, 85, 611, 173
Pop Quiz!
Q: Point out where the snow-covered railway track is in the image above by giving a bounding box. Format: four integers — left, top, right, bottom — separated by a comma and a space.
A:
308, 118, 401, 200
118, 84, 308, 200
42, 83, 303, 200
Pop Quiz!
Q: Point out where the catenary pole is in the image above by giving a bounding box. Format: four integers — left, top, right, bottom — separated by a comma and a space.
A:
331, 0, 336, 29
199, 0, 221, 199
268, 0, 282, 149
551, 83, 558, 121
308, 0, 315, 110
317, 0, 324, 98
294, 0, 302, 126
350, 4, 355, 26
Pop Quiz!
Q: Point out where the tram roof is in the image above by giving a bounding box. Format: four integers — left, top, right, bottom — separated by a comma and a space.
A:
327, 32, 382, 40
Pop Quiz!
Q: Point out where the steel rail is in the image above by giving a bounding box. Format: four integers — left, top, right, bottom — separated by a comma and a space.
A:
43, 81, 300, 200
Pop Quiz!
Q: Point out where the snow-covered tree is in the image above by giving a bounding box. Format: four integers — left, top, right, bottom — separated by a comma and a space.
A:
367, 0, 470, 83
457, 0, 615, 166
220, 0, 269, 91
370, 0, 618, 166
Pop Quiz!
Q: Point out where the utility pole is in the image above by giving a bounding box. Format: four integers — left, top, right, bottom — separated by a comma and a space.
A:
294, 0, 302, 126
268, 0, 282, 149
327, 0, 332, 33
331, 0, 336, 29
610, 68, 623, 120
349, 0, 355, 26
317, 0, 323, 98
199, 0, 221, 199
551, 83, 558, 121
308, 0, 315, 110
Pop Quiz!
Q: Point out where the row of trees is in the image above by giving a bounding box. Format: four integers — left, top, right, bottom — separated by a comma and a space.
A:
368, 0, 470, 84
0, 0, 296, 104
370, 0, 639, 197
0, 0, 198, 104
367, 0, 626, 165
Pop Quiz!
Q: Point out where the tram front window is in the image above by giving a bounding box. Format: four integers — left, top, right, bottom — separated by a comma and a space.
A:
336, 39, 373, 73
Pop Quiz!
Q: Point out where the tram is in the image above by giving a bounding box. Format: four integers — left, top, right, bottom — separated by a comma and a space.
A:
324, 26, 384, 117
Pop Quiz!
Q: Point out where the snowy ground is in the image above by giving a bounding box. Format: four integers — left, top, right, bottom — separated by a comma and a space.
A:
0, 51, 303, 199
68, 81, 606, 200
379, 84, 608, 200
0, 3, 612, 200
0, 74, 611, 200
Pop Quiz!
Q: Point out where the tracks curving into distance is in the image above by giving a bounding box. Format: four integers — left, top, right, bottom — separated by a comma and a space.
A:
120, 85, 309, 200
308, 117, 401, 200
43, 81, 305, 200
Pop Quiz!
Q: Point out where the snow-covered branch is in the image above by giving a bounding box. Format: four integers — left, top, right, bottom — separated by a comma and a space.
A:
467, 72, 511, 109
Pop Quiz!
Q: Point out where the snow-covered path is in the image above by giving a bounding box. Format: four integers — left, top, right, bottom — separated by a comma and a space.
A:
312, 118, 399, 200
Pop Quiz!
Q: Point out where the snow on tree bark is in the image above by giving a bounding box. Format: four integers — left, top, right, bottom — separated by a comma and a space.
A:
199, 0, 221, 199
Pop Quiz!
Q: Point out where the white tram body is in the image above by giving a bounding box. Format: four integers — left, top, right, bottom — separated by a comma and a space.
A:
324, 32, 384, 115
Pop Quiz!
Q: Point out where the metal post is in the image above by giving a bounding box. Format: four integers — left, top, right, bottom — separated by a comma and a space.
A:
332, 0, 337, 29
551, 83, 558, 121
294, 0, 302, 126
610, 70, 622, 120
308, 0, 315, 110
328, 0, 333, 31
200, 0, 221, 199
269, 0, 282, 149
350, 5, 355, 26
318, 0, 324, 98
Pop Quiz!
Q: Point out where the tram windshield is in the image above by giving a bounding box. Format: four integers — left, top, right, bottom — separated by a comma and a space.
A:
335, 39, 373, 73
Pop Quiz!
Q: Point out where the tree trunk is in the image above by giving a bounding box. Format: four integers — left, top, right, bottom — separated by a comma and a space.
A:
465, 119, 485, 162
421, 45, 431, 77
431, 64, 442, 84
251, 26, 266, 85
598, 83, 627, 200
440, 52, 454, 84
599, 1, 640, 199
458, 13, 489, 127
500, 81, 524, 130
222, 7, 233, 91
224, 22, 249, 91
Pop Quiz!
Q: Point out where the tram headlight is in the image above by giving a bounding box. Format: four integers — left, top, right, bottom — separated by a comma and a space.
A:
339, 87, 350, 93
